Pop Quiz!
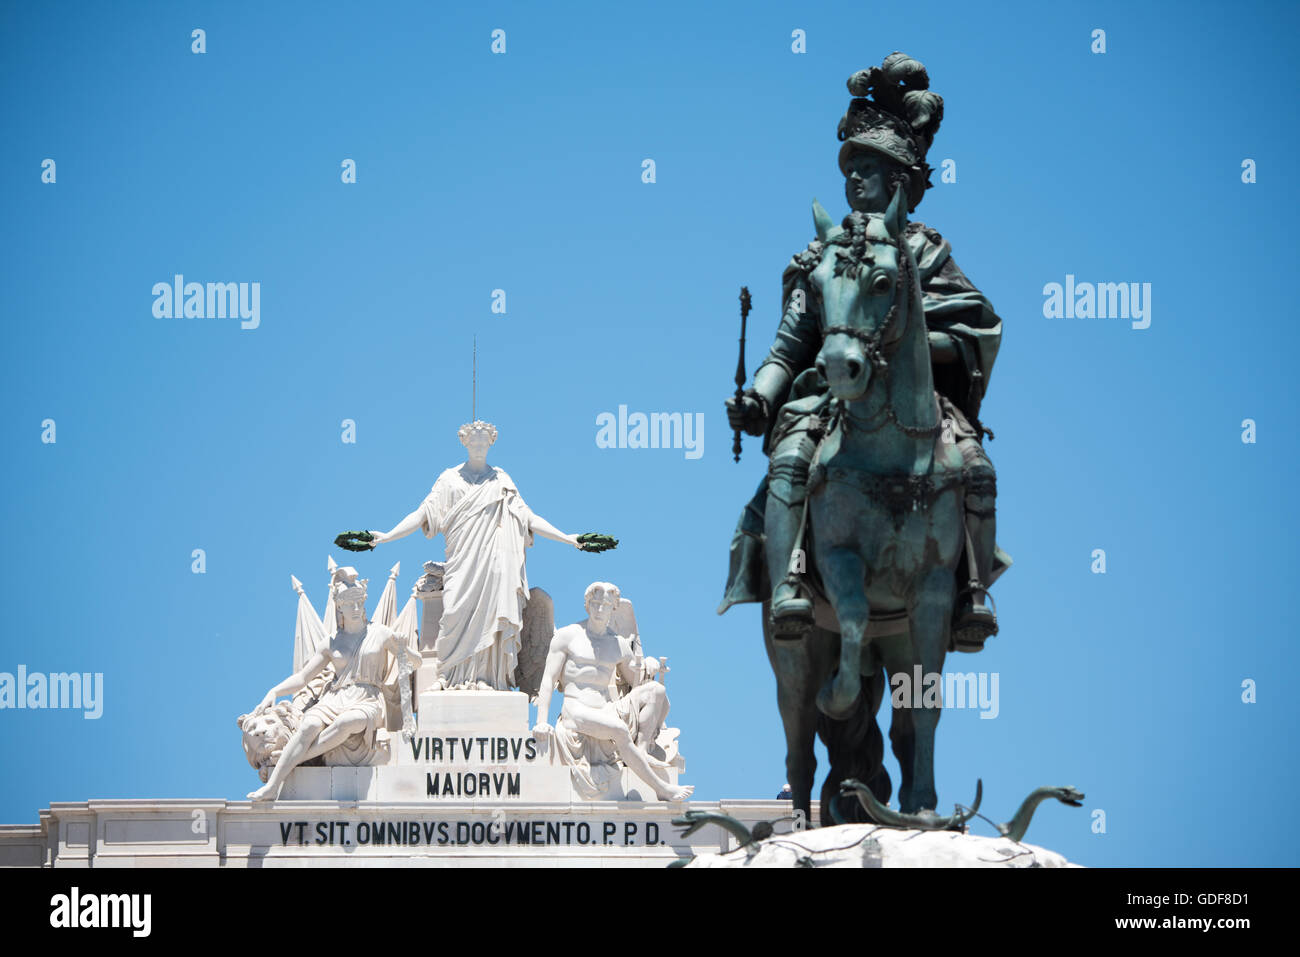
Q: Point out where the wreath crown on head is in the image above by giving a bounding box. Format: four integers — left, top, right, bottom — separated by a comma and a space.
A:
458, 420, 498, 447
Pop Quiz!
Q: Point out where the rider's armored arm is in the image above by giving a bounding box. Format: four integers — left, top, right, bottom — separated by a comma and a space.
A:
752, 262, 824, 414
751, 363, 791, 413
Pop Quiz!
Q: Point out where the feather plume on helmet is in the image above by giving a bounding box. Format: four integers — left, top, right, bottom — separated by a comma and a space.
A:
837, 52, 944, 213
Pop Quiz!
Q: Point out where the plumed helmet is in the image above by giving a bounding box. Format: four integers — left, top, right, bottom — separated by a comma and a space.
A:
836, 52, 945, 213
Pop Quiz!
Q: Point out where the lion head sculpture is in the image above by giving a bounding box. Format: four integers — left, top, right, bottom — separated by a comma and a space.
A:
236, 703, 306, 783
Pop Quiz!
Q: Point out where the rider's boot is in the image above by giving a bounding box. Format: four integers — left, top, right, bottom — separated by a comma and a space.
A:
952, 471, 998, 652
766, 468, 814, 640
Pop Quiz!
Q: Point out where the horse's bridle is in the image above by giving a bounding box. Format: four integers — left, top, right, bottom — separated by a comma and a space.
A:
818, 230, 938, 440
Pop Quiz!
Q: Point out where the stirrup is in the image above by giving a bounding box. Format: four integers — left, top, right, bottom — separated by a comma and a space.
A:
770, 578, 814, 640
952, 580, 997, 652
957, 579, 998, 614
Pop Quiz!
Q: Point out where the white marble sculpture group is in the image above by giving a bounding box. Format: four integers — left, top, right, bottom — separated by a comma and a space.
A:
238, 420, 690, 803
533, 581, 690, 802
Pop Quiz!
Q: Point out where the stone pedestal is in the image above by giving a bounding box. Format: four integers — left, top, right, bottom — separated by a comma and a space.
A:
685, 823, 1079, 868
0, 799, 800, 868
414, 689, 526, 733
0, 801, 1081, 868
278, 689, 677, 804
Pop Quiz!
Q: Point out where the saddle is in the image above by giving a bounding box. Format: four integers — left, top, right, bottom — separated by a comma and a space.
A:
779, 393, 985, 652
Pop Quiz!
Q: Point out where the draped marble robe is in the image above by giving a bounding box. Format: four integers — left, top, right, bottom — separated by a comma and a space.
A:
418, 466, 534, 690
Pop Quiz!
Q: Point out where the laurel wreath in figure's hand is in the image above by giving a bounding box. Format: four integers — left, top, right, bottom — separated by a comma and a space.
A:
334, 531, 376, 552
576, 533, 618, 553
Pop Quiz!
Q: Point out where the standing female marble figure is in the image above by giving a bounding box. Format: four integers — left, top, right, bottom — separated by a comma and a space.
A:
368, 420, 584, 691
246, 566, 419, 801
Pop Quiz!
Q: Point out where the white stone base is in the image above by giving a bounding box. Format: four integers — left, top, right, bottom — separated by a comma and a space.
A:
686, 822, 1079, 868
0, 803, 1079, 868
0, 799, 797, 868
415, 689, 528, 734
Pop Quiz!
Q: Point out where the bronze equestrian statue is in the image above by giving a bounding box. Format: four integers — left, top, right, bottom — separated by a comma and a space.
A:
720, 52, 1011, 825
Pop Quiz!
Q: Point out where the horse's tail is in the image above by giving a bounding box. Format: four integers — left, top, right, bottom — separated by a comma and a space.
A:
816, 665, 891, 825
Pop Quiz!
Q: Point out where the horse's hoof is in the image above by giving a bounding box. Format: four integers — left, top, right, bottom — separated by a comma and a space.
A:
816, 677, 860, 720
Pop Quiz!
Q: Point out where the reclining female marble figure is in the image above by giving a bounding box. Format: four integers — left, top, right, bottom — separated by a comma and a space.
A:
532, 582, 692, 802
244, 566, 421, 801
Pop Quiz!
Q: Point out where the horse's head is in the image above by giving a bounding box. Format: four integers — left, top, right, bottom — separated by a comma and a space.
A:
812, 186, 911, 402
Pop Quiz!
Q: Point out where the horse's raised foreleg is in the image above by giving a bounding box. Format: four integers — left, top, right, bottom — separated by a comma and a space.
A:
906, 566, 956, 812
764, 606, 820, 825
815, 546, 870, 721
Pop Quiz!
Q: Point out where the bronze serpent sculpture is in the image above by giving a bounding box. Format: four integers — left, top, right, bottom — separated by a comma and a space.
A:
671, 809, 772, 846
839, 777, 982, 830
996, 786, 1085, 843
667, 811, 784, 866
840, 778, 1083, 843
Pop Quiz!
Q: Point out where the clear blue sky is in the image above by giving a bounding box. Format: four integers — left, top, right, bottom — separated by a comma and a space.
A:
2, 0, 1297, 867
